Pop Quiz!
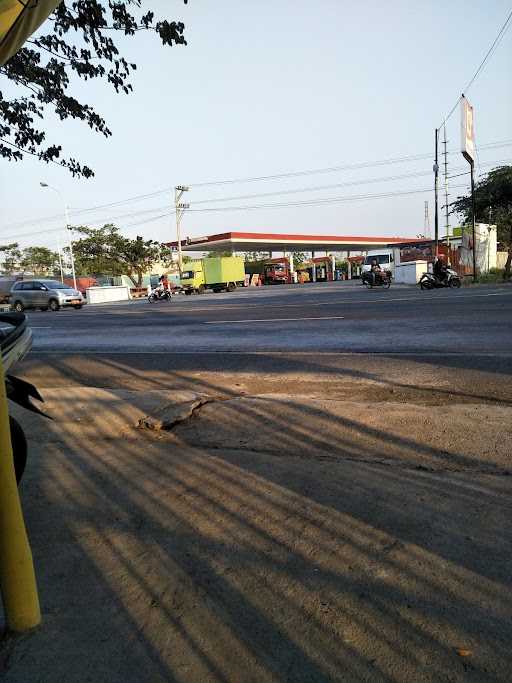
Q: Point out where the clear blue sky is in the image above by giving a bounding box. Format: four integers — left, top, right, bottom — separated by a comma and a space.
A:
1, 0, 511, 252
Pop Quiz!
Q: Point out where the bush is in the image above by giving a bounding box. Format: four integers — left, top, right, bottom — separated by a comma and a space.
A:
477, 269, 505, 283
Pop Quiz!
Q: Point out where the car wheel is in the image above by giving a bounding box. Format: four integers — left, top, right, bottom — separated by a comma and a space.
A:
73, 304, 83, 309
13, 300, 24, 313
227, 282, 236, 292
49, 299, 60, 312
40, 306, 48, 311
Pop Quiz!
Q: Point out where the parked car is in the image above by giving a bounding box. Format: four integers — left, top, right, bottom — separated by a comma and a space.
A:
10, 279, 85, 312
0, 277, 22, 304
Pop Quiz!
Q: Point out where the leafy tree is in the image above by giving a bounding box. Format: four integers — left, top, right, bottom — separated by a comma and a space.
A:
244, 251, 268, 262
0, 1, 188, 178
72, 224, 124, 275
292, 252, 307, 269
116, 234, 173, 286
0, 243, 22, 274
72, 224, 172, 285
204, 250, 232, 258
451, 166, 512, 279
20, 246, 59, 275
335, 259, 348, 274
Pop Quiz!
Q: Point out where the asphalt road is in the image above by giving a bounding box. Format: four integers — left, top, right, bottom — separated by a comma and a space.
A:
18, 281, 512, 404
23, 281, 512, 354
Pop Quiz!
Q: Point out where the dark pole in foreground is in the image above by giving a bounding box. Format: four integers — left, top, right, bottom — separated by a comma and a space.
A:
434, 128, 439, 258
470, 160, 477, 282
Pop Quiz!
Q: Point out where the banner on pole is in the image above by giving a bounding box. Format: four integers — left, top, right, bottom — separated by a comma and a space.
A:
461, 96, 475, 164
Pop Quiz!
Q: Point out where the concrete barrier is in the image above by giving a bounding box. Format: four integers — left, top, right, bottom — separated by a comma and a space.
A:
394, 260, 428, 285
86, 285, 131, 304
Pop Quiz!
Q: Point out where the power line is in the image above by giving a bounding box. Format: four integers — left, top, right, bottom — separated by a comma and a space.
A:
188, 157, 512, 206
3, 139, 512, 234
186, 140, 512, 189
185, 183, 471, 214
440, 8, 512, 125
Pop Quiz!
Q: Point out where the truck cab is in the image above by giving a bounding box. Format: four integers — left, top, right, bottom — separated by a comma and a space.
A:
180, 261, 206, 294
263, 258, 292, 284
361, 249, 395, 275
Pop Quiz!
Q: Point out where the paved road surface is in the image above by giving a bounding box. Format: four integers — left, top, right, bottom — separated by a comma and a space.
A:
7, 282, 512, 682
23, 282, 512, 354
18, 281, 512, 404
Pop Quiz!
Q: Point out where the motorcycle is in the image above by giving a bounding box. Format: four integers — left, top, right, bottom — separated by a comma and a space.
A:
361, 270, 392, 289
1, 313, 49, 484
148, 287, 172, 303
419, 268, 461, 290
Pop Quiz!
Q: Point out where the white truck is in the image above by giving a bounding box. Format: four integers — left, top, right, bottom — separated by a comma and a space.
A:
361, 248, 396, 276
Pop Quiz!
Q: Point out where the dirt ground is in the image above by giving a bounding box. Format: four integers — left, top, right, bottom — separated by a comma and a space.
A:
1, 384, 511, 682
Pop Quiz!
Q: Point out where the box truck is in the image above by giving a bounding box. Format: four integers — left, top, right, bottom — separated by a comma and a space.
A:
180, 256, 246, 294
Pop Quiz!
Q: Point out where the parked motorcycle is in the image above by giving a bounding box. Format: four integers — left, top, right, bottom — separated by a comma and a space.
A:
419, 269, 461, 290
361, 270, 392, 289
148, 288, 172, 303
1, 313, 49, 484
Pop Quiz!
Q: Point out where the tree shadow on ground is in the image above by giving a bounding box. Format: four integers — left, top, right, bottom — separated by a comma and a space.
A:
2, 355, 511, 682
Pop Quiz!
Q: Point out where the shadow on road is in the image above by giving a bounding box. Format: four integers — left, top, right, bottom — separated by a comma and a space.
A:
2, 354, 511, 681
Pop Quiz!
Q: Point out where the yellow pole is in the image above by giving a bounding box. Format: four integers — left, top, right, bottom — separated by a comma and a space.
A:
0, 357, 40, 631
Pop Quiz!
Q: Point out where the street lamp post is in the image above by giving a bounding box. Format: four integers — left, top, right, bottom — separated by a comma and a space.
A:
40, 182, 77, 289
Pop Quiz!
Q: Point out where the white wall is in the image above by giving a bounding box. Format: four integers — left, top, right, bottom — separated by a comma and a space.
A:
86, 286, 131, 304
394, 260, 429, 285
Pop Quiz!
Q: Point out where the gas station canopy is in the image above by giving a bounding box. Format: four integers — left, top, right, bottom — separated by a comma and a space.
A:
166, 231, 423, 253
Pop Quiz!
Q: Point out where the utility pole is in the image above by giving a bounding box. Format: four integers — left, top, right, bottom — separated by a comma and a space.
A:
56, 234, 64, 283
174, 186, 189, 273
424, 201, 431, 239
64, 204, 77, 290
442, 124, 450, 261
434, 128, 439, 258
40, 182, 76, 289
470, 162, 477, 282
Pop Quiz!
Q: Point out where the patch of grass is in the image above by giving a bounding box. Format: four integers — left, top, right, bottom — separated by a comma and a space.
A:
477, 268, 506, 284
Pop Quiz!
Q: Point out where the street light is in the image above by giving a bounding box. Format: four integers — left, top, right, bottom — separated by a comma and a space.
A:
40, 182, 77, 289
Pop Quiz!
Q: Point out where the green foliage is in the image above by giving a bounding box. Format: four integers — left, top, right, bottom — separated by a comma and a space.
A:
335, 259, 348, 273
451, 165, 512, 278
0, 2, 188, 178
72, 224, 171, 285
476, 268, 505, 284
20, 246, 59, 275
0, 242, 22, 274
204, 250, 232, 258
244, 251, 269, 262
292, 252, 307, 269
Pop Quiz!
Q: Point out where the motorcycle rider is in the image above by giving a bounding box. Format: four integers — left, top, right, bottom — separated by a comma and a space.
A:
370, 258, 383, 286
433, 255, 448, 285
155, 274, 169, 299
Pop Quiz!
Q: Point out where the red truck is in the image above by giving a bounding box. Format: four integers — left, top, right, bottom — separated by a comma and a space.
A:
262, 257, 293, 285
64, 276, 98, 297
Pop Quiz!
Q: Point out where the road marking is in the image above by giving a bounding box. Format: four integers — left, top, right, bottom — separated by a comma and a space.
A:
204, 316, 346, 324
30, 326, 52, 329
153, 289, 512, 313
28, 350, 512, 356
